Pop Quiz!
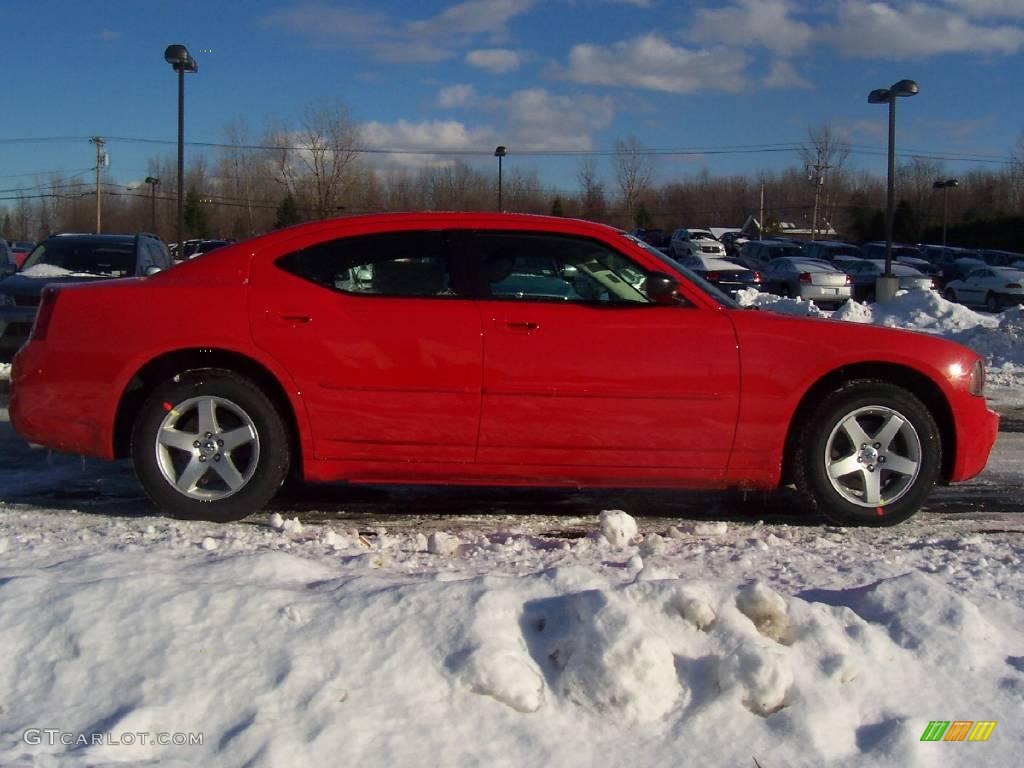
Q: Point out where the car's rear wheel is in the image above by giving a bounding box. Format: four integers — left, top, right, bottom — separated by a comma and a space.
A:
131, 369, 290, 522
944, 288, 958, 302
794, 381, 941, 526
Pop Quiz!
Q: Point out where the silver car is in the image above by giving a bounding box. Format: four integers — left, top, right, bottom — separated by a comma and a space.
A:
761, 257, 852, 308
842, 259, 934, 302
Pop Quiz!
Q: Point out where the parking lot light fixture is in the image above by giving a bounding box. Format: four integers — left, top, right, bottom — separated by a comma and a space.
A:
494, 146, 507, 211
933, 178, 959, 247
164, 44, 198, 261
868, 78, 919, 302
144, 176, 160, 232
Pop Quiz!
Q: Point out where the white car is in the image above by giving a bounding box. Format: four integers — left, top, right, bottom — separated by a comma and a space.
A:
943, 266, 1024, 312
669, 229, 726, 260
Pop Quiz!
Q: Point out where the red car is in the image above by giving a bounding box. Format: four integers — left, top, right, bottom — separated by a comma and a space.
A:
10, 213, 998, 526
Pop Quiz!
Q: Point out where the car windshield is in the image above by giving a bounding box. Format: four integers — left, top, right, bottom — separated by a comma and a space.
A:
623, 234, 739, 308
21, 240, 136, 277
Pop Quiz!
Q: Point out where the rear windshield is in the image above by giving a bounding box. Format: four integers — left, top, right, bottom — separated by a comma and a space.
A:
21, 240, 136, 276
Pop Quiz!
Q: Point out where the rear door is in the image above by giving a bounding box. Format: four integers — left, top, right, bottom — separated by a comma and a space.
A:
249, 226, 483, 464
468, 230, 740, 476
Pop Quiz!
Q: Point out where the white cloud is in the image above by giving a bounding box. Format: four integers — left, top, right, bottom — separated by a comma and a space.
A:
762, 59, 812, 90
559, 35, 749, 93
501, 89, 614, 150
265, 0, 535, 63
691, 0, 813, 54
941, 0, 1024, 18
828, 1, 1024, 58
438, 84, 478, 108
465, 48, 521, 73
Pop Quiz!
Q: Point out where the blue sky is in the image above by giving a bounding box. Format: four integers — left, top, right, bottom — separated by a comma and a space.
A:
2, 0, 1023, 195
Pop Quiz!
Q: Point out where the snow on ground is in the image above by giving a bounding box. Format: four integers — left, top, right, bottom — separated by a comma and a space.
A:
0, 363, 9, 382
1, 289, 1023, 767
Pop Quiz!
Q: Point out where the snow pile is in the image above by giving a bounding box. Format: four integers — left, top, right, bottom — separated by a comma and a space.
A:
17, 264, 76, 278
1, 533, 1019, 767
599, 509, 638, 547
0, 363, 9, 382
736, 287, 827, 316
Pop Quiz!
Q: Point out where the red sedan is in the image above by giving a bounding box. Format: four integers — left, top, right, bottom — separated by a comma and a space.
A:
10, 213, 998, 526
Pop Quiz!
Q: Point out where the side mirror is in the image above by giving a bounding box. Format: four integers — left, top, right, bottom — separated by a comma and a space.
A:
145, 266, 162, 276
644, 271, 679, 304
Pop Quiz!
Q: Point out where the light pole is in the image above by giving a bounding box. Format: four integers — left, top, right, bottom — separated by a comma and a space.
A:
868, 79, 919, 302
933, 178, 959, 247
144, 176, 160, 233
494, 145, 507, 211
164, 44, 198, 261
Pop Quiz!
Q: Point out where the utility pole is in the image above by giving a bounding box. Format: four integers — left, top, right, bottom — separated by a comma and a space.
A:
807, 149, 831, 241
759, 182, 765, 239
90, 137, 106, 233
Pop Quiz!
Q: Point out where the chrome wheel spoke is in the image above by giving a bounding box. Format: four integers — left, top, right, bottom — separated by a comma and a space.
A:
829, 454, 862, 479
211, 456, 246, 491
196, 397, 219, 436
873, 414, 904, 452
158, 428, 198, 452
840, 415, 871, 448
176, 456, 209, 493
863, 468, 882, 505
884, 454, 919, 476
220, 425, 255, 452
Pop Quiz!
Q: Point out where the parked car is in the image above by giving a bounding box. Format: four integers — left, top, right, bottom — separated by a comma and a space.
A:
977, 249, 1024, 268
188, 239, 236, 259
678, 254, 761, 297
842, 260, 934, 302
739, 239, 804, 270
719, 231, 750, 259
861, 242, 922, 261
892, 255, 942, 281
0, 239, 13, 275
10, 213, 997, 527
801, 241, 863, 264
943, 266, 1024, 312
631, 229, 669, 250
8, 240, 35, 269
0, 233, 172, 360
760, 257, 852, 307
669, 228, 726, 260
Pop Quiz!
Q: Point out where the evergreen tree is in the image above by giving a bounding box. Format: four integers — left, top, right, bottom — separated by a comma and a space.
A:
183, 186, 210, 238
550, 196, 564, 217
275, 193, 302, 229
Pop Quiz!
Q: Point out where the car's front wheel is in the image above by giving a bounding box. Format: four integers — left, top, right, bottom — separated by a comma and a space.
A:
794, 381, 941, 526
131, 369, 290, 522
985, 292, 1000, 313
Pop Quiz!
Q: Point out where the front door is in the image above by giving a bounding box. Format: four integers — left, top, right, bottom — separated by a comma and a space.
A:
467, 230, 741, 476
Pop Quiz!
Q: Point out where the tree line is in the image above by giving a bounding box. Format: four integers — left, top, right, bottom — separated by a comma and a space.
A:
3, 104, 1023, 253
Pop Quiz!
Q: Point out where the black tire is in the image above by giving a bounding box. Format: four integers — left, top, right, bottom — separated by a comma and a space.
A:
944, 288, 958, 303
985, 292, 1000, 313
793, 381, 941, 526
131, 369, 290, 522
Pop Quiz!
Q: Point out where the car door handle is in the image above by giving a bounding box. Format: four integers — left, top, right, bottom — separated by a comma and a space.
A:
273, 313, 312, 325
506, 321, 540, 331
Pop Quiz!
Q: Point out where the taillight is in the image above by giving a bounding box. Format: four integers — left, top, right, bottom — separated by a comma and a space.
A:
1007, 283, 1021, 289
799, 272, 812, 283
31, 287, 59, 341
752, 271, 762, 284
705, 271, 720, 281
845, 275, 852, 285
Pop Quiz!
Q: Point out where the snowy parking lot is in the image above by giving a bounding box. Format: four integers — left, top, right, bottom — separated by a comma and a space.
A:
1, 291, 1022, 767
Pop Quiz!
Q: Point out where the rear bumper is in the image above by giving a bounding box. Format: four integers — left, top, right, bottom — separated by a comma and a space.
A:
800, 286, 852, 305
10, 341, 114, 458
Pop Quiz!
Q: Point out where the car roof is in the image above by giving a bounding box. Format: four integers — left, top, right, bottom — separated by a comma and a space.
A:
687, 256, 747, 269
772, 257, 839, 270
46, 233, 136, 244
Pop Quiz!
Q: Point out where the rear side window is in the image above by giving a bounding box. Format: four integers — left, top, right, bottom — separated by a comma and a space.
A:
276, 231, 463, 298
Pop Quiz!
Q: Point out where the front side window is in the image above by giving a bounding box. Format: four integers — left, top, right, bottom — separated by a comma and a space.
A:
276, 231, 463, 298
468, 231, 651, 304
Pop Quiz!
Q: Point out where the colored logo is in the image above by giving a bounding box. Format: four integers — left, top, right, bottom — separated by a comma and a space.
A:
920, 721, 997, 742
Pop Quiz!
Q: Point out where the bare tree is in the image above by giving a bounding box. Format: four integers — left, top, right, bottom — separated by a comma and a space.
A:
612, 136, 654, 228
576, 157, 607, 222
799, 123, 851, 238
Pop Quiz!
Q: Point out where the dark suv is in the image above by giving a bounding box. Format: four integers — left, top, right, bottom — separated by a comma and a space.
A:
0, 233, 172, 360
